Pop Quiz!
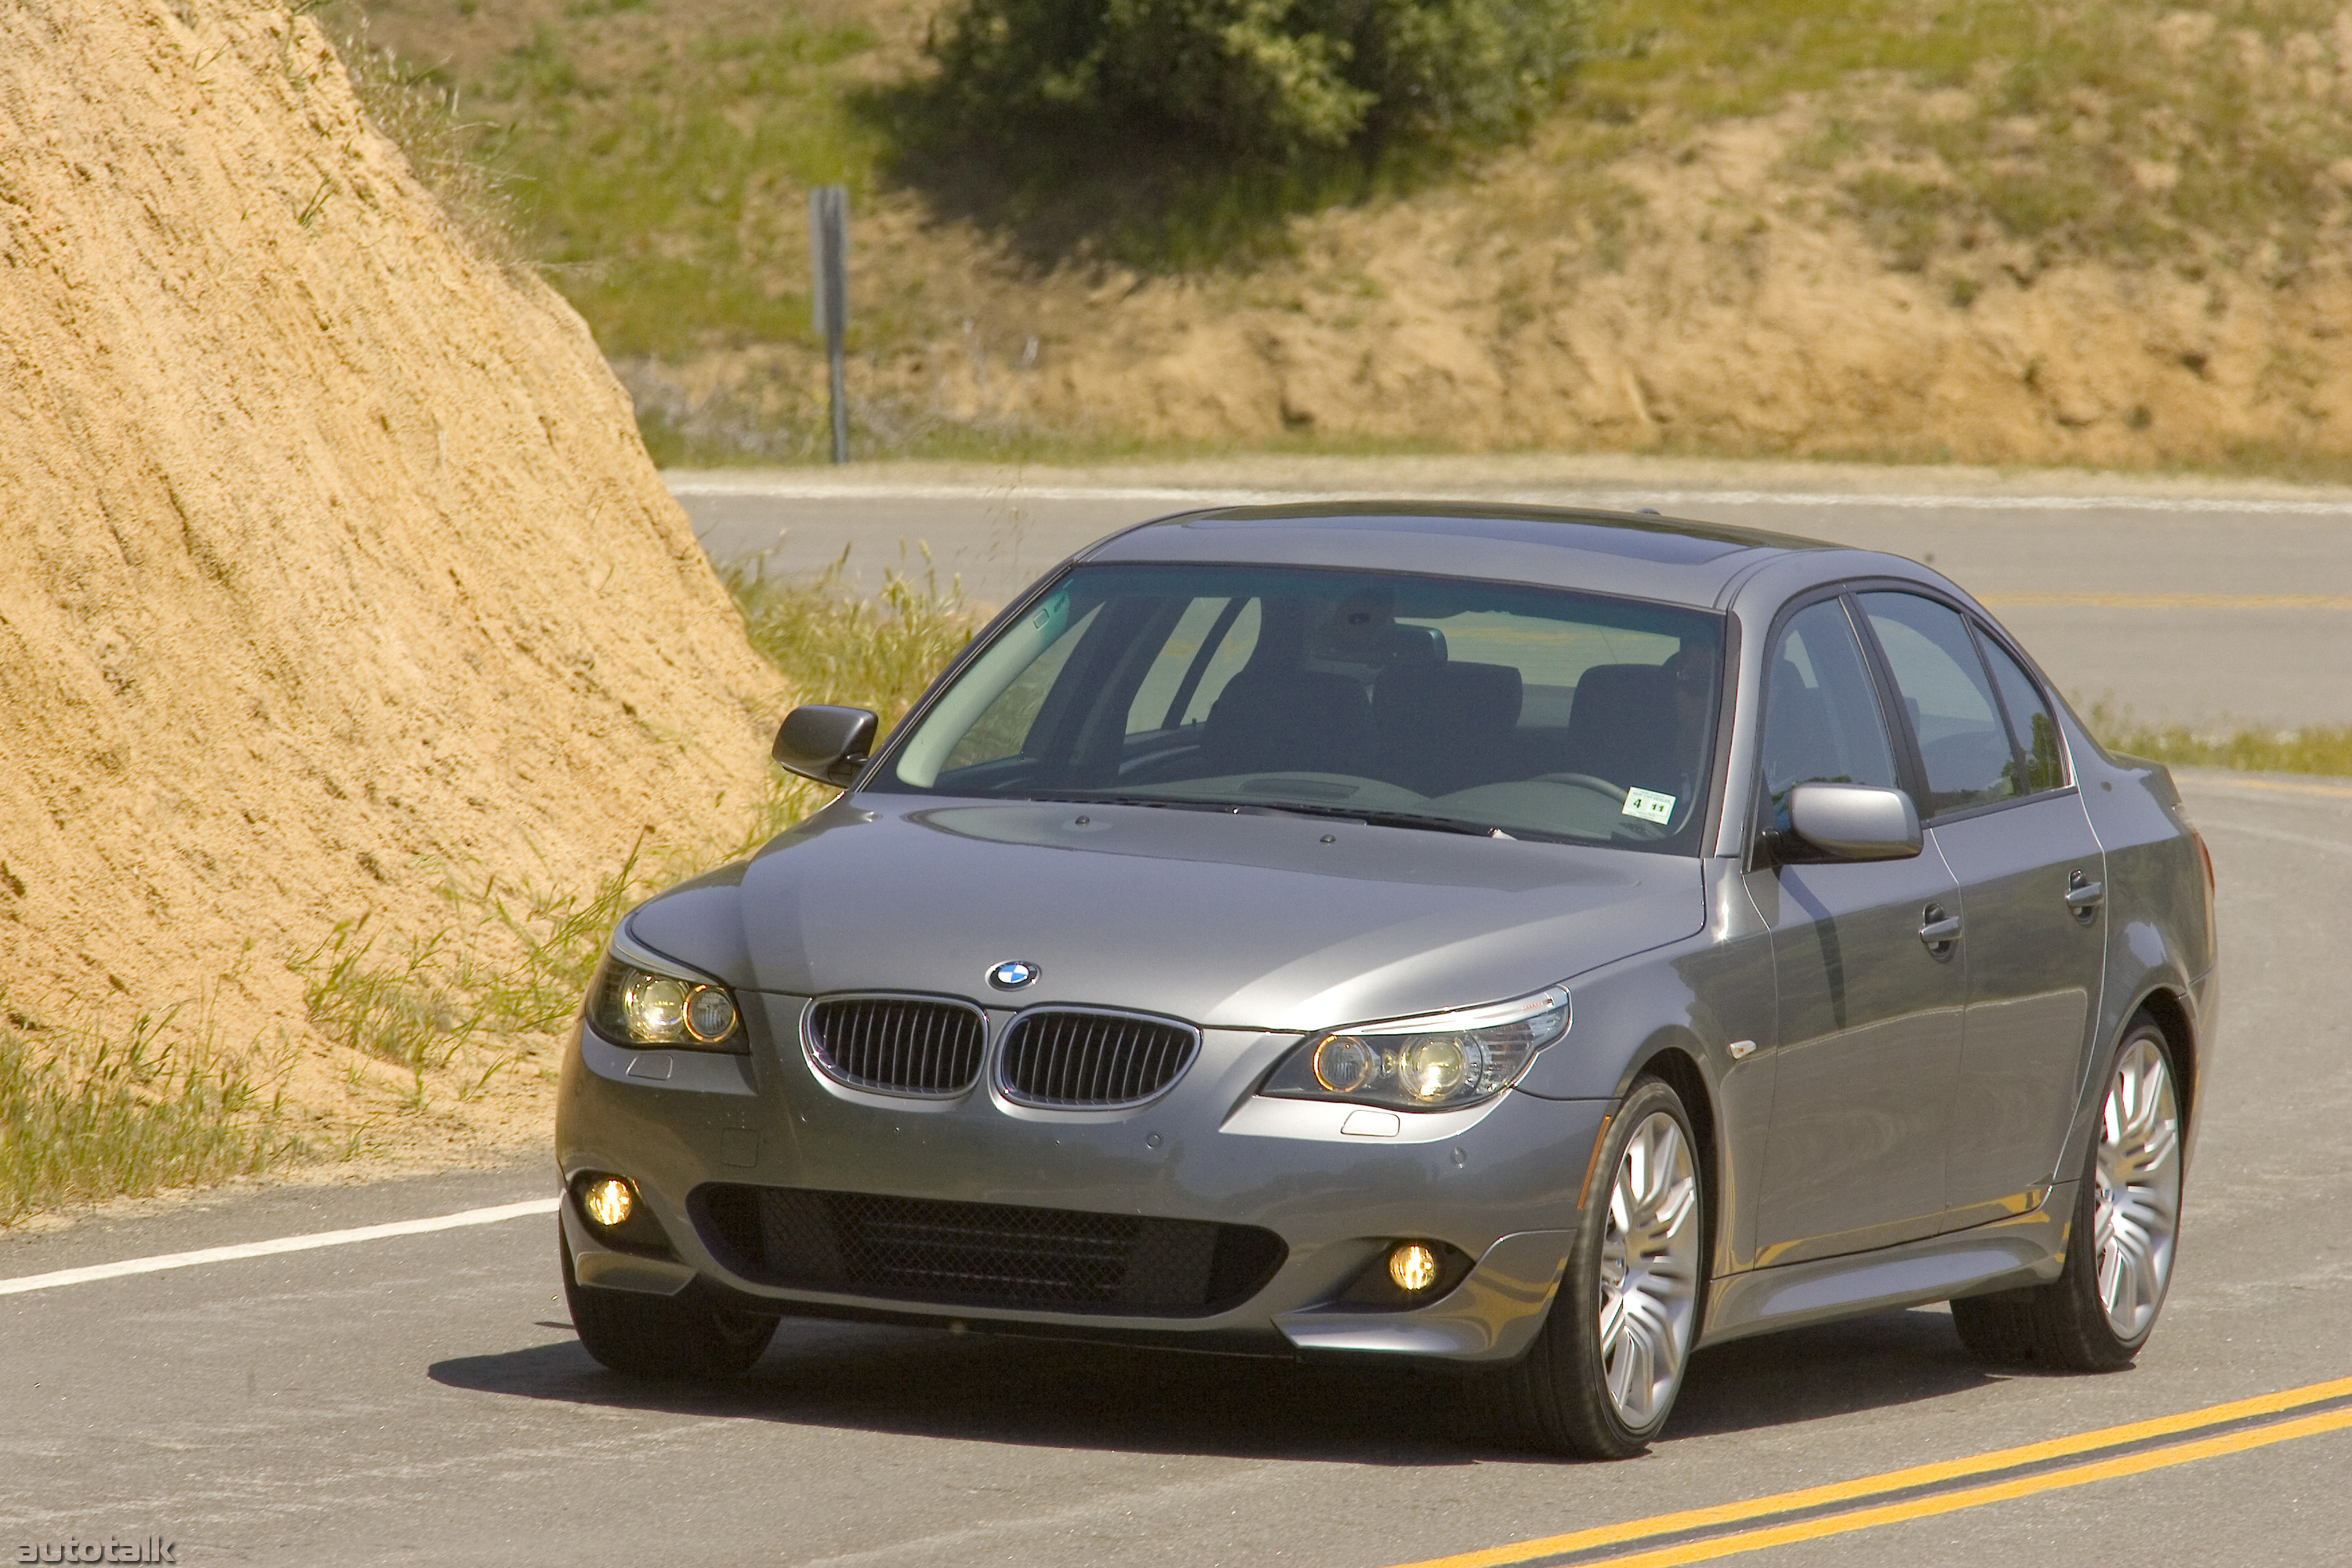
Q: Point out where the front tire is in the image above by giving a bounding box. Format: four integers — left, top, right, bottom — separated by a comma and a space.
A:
1480, 1077, 1706, 1459
561, 1229, 778, 1379
1952, 1021, 2183, 1371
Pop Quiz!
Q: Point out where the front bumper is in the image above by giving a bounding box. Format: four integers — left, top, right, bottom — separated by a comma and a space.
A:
554, 993, 1607, 1362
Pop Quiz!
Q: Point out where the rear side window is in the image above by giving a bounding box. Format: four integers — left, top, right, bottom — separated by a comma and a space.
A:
1857, 592, 2016, 818
1761, 599, 1901, 829
1976, 630, 2066, 794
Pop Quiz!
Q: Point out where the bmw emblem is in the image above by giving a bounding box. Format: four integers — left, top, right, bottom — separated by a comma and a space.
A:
987, 960, 1041, 991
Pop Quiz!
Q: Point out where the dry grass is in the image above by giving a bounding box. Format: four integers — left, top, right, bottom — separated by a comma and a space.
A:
269, 553, 977, 1142
331, 0, 2352, 408
0, 999, 309, 1225
2085, 702, 2352, 777
6, 550, 973, 1227
18, 546, 2337, 1225
325, 5, 525, 267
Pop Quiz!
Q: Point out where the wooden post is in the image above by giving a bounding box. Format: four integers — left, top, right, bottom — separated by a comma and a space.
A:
808, 185, 849, 464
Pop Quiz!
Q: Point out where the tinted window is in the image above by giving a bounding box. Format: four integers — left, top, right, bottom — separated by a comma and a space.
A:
1858, 592, 2016, 818
1976, 630, 2066, 794
940, 603, 1099, 773
1762, 599, 1901, 829
878, 564, 1727, 852
1125, 596, 1261, 734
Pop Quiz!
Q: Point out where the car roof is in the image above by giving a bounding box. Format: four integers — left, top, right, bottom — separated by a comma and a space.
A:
1078, 501, 1838, 608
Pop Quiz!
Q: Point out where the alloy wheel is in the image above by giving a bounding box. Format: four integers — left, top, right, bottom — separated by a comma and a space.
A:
2094, 1036, 2182, 1340
1597, 1110, 1702, 1427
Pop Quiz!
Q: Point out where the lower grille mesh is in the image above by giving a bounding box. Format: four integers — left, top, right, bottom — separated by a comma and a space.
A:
694, 1185, 1286, 1316
807, 996, 986, 1095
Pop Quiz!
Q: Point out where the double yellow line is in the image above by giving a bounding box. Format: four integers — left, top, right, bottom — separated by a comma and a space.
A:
1394, 1374, 2352, 1568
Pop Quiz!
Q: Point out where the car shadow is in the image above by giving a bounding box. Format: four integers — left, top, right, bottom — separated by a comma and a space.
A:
430, 1305, 1997, 1462
433, 1318, 1470, 1465
1668, 1306, 2000, 1440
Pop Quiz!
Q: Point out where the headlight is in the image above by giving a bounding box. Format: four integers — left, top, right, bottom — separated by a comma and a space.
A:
587, 932, 746, 1053
1258, 986, 1570, 1112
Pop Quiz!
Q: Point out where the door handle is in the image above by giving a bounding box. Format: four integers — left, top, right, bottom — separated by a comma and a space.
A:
2066, 869, 2105, 921
1918, 904, 1962, 954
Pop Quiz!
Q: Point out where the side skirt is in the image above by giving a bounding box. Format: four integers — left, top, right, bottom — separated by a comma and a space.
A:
1697, 1184, 2072, 1350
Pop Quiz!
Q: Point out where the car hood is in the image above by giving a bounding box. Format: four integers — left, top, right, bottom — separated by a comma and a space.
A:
625, 797, 1704, 1033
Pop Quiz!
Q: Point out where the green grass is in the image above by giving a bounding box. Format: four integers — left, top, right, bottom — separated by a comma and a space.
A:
5, 544, 978, 1225
285, 838, 665, 1112
328, 0, 2352, 463
268, 553, 978, 1144
20, 544, 2343, 1225
2085, 702, 2352, 778
1, 1001, 308, 1225
500, 21, 888, 359
1563, 0, 2352, 276
328, 11, 524, 267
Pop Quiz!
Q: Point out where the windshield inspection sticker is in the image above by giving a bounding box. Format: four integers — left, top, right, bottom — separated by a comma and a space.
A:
1621, 787, 1676, 824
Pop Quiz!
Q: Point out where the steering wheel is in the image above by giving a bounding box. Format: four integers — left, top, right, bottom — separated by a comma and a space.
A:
1541, 772, 1625, 801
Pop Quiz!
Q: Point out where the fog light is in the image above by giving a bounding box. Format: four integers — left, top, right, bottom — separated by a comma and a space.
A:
1388, 1241, 1439, 1293
583, 1177, 633, 1229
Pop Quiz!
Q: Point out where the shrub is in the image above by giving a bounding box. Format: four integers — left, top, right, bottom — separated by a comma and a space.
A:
926, 0, 1588, 158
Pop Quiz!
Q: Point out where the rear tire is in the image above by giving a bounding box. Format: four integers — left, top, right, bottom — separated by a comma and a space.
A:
1952, 1020, 2183, 1372
1476, 1077, 1705, 1459
561, 1228, 777, 1380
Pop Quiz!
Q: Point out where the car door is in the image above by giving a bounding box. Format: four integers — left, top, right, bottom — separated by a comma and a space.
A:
1749, 595, 1966, 1266
1853, 592, 2107, 1229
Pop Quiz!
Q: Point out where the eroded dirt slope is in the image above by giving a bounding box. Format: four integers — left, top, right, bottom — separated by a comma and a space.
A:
347, 0, 2352, 469
649, 99, 2352, 468
0, 0, 780, 1131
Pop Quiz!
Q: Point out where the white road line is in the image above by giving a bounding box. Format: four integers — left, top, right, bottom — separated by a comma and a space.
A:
2183, 775, 2352, 801
0, 1196, 559, 1297
2198, 820, 2352, 857
664, 478, 2352, 516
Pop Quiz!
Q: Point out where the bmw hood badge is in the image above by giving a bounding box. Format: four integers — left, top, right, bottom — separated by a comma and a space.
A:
987, 960, 1041, 991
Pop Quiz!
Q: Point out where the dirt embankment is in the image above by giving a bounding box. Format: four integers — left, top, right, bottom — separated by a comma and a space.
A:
0, 0, 779, 1136
555, 0, 2352, 471
636, 97, 2352, 469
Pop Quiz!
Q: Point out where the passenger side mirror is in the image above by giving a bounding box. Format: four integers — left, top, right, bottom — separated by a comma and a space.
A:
772, 705, 879, 788
1786, 782, 1922, 862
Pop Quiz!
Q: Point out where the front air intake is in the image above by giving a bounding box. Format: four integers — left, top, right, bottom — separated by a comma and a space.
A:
692, 1185, 1287, 1316
805, 996, 987, 1096
996, 1008, 1199, 1108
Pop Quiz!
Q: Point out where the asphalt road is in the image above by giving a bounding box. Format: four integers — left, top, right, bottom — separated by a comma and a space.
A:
672, 469, 2352, 728
5, 769, 2348, 1567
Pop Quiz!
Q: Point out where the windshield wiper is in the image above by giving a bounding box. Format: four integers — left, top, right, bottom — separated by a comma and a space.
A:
1013, 793, 1237, 815
1254, 803, 1501, 838
1012, 792, 1573, 842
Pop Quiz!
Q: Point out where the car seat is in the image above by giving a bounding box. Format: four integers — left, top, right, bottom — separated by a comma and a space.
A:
1373, 662, 1524, 796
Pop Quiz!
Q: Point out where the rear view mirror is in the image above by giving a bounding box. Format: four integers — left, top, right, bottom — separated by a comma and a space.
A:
772, 705, 879, 788
1787, 782, 1922, 862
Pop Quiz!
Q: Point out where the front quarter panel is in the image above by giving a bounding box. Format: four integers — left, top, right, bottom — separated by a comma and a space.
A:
1515, 857, 1776, 1278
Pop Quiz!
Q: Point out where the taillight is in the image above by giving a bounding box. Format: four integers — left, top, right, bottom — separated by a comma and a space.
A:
2192, 829, 2216, 956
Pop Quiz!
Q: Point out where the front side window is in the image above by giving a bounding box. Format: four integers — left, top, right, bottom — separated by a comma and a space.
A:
1857, 591, 2018, 818
1760, 598, 1902, 830
876, 564, 1727, 851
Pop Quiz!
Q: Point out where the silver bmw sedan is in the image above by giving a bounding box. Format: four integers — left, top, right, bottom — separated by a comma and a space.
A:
555, 503, 2216, 1460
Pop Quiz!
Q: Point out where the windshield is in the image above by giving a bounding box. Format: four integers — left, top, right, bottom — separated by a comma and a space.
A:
869, 564, 1726, 852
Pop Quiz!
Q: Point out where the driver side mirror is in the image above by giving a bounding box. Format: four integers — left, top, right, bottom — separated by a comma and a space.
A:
772, 705, 879, 788
1784, 782, 1922, 862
